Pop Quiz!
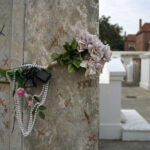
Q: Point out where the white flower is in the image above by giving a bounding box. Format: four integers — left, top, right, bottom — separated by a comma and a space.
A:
76, 30, 112, 77
80, 60, 88, 68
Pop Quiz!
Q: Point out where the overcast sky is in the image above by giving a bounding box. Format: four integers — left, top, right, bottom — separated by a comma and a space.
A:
99, 0, 150, 35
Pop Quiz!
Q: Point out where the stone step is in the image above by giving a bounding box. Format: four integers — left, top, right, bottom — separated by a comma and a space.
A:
121, 109, 150, 141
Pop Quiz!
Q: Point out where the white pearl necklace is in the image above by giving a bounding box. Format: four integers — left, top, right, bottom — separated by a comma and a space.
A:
12, 64, 49, 137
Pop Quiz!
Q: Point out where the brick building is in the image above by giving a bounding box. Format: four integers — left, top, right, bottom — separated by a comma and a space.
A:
124, 19, 150, 51
124, 34, 136, 51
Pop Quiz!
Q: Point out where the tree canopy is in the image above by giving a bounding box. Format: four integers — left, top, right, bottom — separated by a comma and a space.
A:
99, 16, 124, 51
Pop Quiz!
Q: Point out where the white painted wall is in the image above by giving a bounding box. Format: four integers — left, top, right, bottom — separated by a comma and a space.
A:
140, 53, 150, 90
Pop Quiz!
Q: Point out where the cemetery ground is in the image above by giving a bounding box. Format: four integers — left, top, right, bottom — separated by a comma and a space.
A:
100, 86, 150, 150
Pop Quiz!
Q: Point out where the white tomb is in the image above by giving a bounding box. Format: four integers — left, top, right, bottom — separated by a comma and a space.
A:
122, 109, 150, 141
140, 52, 150, 90
99, 58, 126, 139
99, 57, 150, 141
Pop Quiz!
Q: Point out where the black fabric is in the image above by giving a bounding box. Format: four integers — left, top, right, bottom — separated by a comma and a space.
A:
22, 67, 51, 88
22, 67, 38, 88
35, 69, 51, 83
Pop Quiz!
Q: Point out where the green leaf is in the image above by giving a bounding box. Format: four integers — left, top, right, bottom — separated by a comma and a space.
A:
7, 70, 15, 81
28, 97, 32, 100
61, 54, 70, 61
32, 105, 38, 115
59, 58, 64, 65
68, 64, 75, 73
51, 53, 60, 60
39, 105, 47, 110
13, 83, 16, 96
63, 47, 67, 53
24, 102, 28, 110
13, 69, 24, 87
39, 111, 45, 120
73, 59, 81, 69
63, 42, 70, 51
79, 53, 83, 61
51, 39, 83, 73
0, 68, 7, 78
16, 69, 23, 79
71, 39, 78, 50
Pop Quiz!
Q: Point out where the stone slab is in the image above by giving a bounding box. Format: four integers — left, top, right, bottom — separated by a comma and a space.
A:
122, 109, 150, 141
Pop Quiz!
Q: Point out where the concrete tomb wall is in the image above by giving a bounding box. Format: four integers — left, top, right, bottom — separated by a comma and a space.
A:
0, 0, 99, 150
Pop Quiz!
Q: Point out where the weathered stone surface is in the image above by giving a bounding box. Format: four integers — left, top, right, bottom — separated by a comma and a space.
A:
0, 83, 10, 150
1, 0, 99, 149
11, 0, 24, 68
10, 1, 25, 150
0, 0, 12, 81
0, 1, 18, 150
24, 66, 99, 150
22, 0, 99, 149
0, 0, 25, 149
24, 0, 99, 65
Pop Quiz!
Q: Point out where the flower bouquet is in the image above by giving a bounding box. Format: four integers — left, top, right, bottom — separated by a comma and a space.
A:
51, 30, 112, 77
0, 30, 112, 137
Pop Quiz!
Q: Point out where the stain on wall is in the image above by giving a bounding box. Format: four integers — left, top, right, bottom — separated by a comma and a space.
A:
0, 83, 10, 150
0, 0, 99, 149
0, 0, 12, 149
23, 0, 99, 149
0, 0, 12, 70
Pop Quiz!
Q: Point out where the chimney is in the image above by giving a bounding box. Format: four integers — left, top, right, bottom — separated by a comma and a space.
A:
124, 31, 127, 37
139, 19, 142, 30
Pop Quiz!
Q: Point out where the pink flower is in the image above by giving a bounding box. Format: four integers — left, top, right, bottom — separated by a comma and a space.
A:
76, 30, 112, 77
28, 101, 34, 107
16, 88, 25, 96
24, 92, 32, 98
78, 40, 88, 52
76, 30, 89, 52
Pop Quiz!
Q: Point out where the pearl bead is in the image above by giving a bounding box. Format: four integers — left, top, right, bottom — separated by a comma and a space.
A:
11, 64, 49, 137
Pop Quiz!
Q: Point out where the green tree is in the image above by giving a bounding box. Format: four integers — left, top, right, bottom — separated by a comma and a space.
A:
99, 16, 124, 51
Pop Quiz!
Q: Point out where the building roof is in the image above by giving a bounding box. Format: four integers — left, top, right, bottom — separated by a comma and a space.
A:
125, 34, 136, 41
137, 23, 150, 35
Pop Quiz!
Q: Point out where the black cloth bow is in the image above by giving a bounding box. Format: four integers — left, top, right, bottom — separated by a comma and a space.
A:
22, 67, 39, 88
21, 67, 51, 88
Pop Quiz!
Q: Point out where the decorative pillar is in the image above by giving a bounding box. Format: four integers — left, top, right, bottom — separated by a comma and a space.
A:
99, 58, 125, 139
123, 56, 133, 82
140, 52, 150, 90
